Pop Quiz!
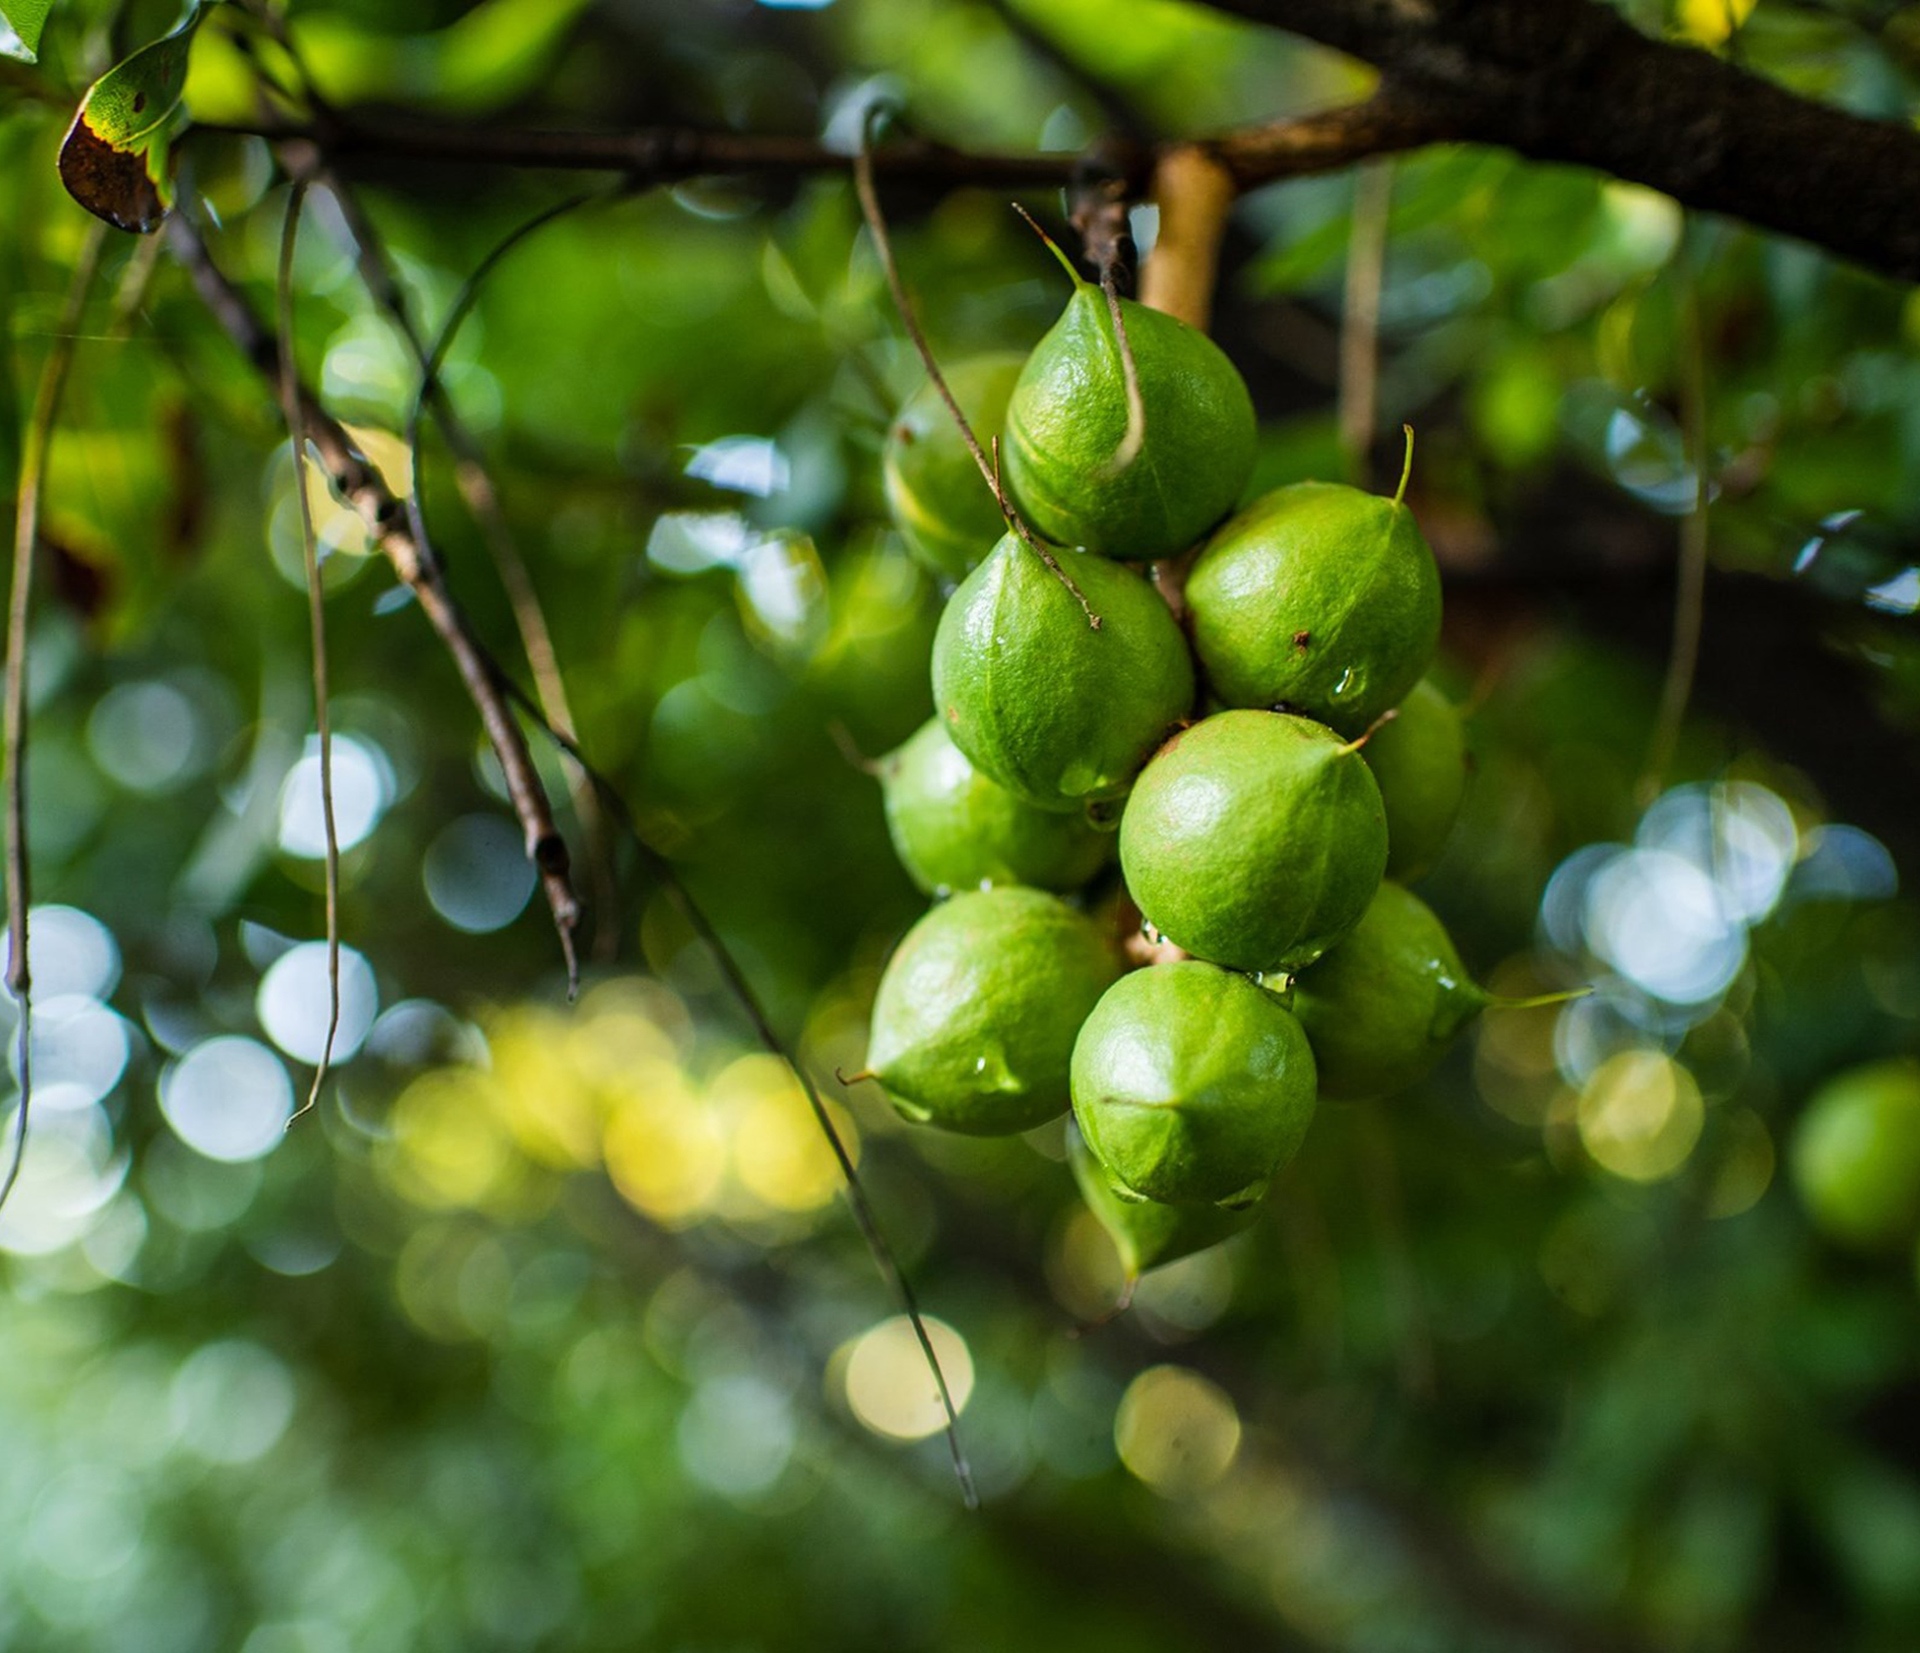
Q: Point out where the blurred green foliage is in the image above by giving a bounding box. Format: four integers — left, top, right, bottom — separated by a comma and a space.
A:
4, 2, 1920, 1651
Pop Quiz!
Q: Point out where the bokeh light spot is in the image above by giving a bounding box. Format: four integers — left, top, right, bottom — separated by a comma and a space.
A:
712, 1053, 853, 1213
0, 1104, 125, 1255
1707, 1108, 1776, 1219
277, 735, 389, 858
160, 1037, 294, 1163
87, 680, 202, 793
489, 1008, 606, 1169
170, 1340, 296, 1465
842, 1315, 974, 1442
603, 1077, 726, 1226
387, 1070, 523, 1213
1114, 1365, 1242, 1496
257, 942, 379, 1064
423, 814, 536, 934
678, 1373, 796, 1498
1577, 1050, 1705, 1182
28, 1467, 143, 1582
11, 904, 120, 1000
1586, 848, 1747, 1006
25, 996, 130, 1113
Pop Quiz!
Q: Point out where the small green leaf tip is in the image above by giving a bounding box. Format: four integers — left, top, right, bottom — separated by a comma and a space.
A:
1012, 201, 1089, 289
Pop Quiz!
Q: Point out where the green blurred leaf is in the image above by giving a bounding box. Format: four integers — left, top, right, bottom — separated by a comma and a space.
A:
0, 0, 54, 63
56, 2, 204, 233
295, 0, 594, 116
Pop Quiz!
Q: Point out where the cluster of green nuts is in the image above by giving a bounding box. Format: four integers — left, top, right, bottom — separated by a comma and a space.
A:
859, 252, 1512, 1293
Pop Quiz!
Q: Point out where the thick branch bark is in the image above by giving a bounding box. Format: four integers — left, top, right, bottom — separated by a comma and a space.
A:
201, 0, 1920, 289
1205, 90, 1450, 189
1202, 0, 1920, 281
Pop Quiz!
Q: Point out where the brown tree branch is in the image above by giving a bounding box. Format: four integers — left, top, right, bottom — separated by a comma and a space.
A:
195, 95, 1429, 220
1199, 0, 1920, 281
199, 0, 1920, 287
192, 115, 1082, 188
164, 210, 583, 990
1139, 145, 1237, 328
1202, 90, 1451, 190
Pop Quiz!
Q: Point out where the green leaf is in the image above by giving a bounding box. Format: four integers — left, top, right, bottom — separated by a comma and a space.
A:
56, 2, 204, 234
0, 0, 54, 64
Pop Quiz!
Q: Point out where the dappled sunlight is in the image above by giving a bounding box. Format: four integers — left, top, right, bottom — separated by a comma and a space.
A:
379, 983, 858, 1233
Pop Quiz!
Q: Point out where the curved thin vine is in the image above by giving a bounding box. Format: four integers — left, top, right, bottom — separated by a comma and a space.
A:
274, 180, 342, 1125
405, 187, 979, 1507
0, 220, 107, 1215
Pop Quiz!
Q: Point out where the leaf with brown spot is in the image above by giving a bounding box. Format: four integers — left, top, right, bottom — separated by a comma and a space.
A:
57, 4, 204, 234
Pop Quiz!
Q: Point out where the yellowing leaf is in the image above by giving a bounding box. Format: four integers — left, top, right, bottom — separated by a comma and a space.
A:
57, 3, 205, 233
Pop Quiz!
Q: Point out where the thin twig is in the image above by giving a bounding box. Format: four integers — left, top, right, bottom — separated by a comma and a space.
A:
1338, 159, 1392, 486
170, 206, 971, 1504
324, 167, 621, 960
0, 220, 107, 1215
192, 94, 1430, 201
402, 189, 612, 565
488, 661, 977, 1507
192, 112, 1083, 189
1639, 257, 1711, 805
274, 181, 341, 1126
852, 112, 1099, 630
166, 207, 583, 994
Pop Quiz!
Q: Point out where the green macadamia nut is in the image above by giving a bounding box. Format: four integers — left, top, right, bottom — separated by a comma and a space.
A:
1068, 1125, 1258, 1281
1071, 960, 1317, 1207
882, 353, 1024, 586
1118, 709, 1387, 974
1790, 1058, 1920, 1250
1291, 881, 1487, 1102
932, 536, 1195, 813
1364, 677, 1469, 883
867, 887, 1120, 1136
1186, 479, 1442, 736
1004, 277, 1255, 561
878, 718, 1111, 896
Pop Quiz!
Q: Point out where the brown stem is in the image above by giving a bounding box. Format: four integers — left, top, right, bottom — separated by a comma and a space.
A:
0, 220, 106, 1214
320, 164, 619, 961
190, 18, 1920, 291
165, 208, 582, 993
274, 180, 342, 1126
1338, 159, 1392, 486
193, 114, 1079, 189
854, 120, 1099, 630
1203, 89, 1447, 192
1638, 260, 1711, 805
1139, 145, 1236, 328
